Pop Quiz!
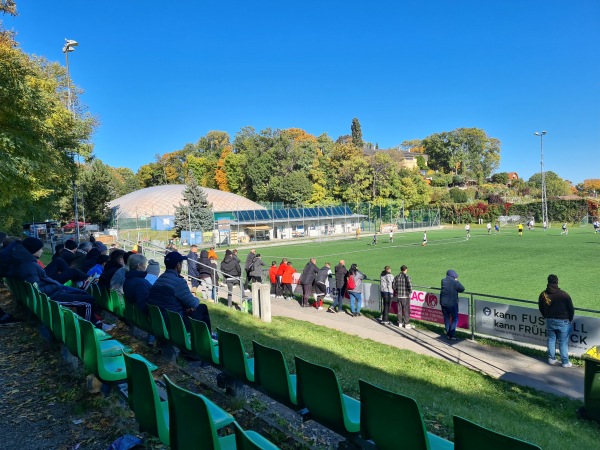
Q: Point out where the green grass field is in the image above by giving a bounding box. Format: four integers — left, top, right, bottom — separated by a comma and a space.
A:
235, 225, 599, 311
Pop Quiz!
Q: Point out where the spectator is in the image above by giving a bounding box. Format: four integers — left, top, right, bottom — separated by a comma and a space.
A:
328, 260, 347, 314
380, 266, 394, 325
99, 249, 126, 291
313, 262, 332, 310
123, 253, 151, 314
207, 246, 218, 260
281, 261, 296, 301
244, 249, 257, 292
147, 251, 212, 332
44, 256, 88, 286
196, 249, 215, 300
208, 256, 219, 300
393, 265, 412, 329
186, 245, 200, 294
8, 237, 101, 326
299, 257, 318, 308
51, 243, 64, 261
58, 239, 78, 265
275, 258, 288, 298
440, 269, 465, 340
538, 274, 575, 368
145, 259, 160, 285
110, 251, 133, 294
249, 253, 265, 284
87, 254, 110, 280
220, 249, 242, 308
269, 261, 278, 298
347, 263, 366, 317
70, 241, 92, 271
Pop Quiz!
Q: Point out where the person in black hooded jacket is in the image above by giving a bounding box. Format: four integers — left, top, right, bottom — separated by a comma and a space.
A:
538, 274, 575, 367
220, 250, 241, 307
7, 238, 99, 324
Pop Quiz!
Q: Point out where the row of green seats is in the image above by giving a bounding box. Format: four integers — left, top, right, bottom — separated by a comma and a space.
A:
124, 353, 280, 449
213, 326, 542, 450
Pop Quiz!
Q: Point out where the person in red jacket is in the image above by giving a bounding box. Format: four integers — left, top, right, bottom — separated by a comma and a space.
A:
275, 258, 288, 298
281, 261, 296, 301
269, 261, 278, 297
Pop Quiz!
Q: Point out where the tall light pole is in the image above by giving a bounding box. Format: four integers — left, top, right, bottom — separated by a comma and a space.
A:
534, 131, 548, 229
63, 38, 80, 243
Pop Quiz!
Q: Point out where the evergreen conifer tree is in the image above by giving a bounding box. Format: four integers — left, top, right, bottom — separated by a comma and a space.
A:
174, 177, 214, 235
351, 117, 364, 149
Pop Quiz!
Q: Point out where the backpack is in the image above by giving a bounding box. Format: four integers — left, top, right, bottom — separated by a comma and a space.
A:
347, 274, 356, 290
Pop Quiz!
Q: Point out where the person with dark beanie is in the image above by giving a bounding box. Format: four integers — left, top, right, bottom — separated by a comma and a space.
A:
0, 232, 22, 324
539, 274, 575, 368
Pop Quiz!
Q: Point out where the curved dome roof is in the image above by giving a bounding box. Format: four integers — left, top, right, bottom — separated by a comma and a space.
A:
109, 184, 265, 219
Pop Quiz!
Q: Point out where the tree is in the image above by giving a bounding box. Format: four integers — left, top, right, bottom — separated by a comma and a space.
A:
491, 172, 509, 185
110, 167, 141, 197
421, 128, 500, 182
0, 21, 95, 233
78, 159, 115, 224
527, 171, 571, 198
173, 177, 214, 236
351, 117, 364, 148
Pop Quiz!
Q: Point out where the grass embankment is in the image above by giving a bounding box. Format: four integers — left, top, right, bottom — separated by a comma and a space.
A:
208, 302, 600, 450
233, 226, 598, 310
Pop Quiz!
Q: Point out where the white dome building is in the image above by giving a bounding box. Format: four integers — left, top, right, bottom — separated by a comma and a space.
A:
108, 184, 265, 220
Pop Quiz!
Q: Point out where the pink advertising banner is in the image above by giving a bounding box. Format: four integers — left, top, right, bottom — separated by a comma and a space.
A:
391, 290, 470, 329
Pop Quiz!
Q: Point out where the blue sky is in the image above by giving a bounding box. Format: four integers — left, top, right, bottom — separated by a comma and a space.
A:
5, 1, 600, 184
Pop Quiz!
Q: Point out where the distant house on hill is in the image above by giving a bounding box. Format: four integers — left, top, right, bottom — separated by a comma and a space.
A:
362, 147, 428, 170
507, 172, 519, 181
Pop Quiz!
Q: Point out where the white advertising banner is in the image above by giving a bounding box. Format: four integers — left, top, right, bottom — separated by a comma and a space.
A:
475, 300, 600, 356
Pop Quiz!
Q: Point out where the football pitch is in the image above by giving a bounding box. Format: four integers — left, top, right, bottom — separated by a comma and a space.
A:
242, 226, 599, 311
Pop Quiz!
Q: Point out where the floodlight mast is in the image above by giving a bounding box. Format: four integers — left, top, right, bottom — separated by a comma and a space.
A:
534, 131, 548, 229
63, 38, 80, 243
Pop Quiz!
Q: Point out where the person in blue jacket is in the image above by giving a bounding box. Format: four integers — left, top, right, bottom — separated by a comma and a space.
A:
147, 251, 212, 332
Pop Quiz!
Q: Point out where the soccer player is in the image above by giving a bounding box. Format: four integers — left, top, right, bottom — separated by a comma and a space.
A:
389, 230, 394, 243
518, 223, 523, 237
593, 220, 599, 234
465, 224, 471, 240
372, 233, 377, 245
422, 231, 427, 246
487, 222, 491, 235
561, 222, 568, 236
494, 223, 500, 235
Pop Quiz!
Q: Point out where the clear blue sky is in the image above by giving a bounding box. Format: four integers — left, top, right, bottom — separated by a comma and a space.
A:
5, 1, 600, 184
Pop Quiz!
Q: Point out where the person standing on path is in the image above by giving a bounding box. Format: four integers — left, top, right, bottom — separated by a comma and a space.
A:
379, 266, 394, 325
348, 263, 366, 317
313, 262, 332, 310
244, 248, 256, 292
393, 265, 413, 328
299, 257, 318, 307
328, 260, 347, 313
440, 269, 465, 340
220, 249, 242, 308
538, 274, 575, 368
186, 245, 200, 293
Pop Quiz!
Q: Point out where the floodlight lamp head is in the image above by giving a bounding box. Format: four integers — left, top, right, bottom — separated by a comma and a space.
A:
534, 132, 540, 136
65, 39, 78, 47
541, 131, 547, 135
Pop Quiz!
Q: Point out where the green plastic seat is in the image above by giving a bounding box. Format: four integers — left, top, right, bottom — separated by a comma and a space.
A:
453, 416, 541, 450
123, 299, 137, 324
358, 379, 453, 450
233, 421, 280, 450
252, 341, 297, 407
166, 310, 192, 351
294, 356, 360, 435
148, 305, 170, 341
48, 300, 65, 342
39, 292, 52, 328
133, 304, 153, 333
190, 318, 219, 365
62, 309, 114, 358
109, 290, 125, 316
92, 285, 111, 312
217, 328, 255, 383
163, 374, 235, 450
122, 352, 170, 446
78, 318, 155, 382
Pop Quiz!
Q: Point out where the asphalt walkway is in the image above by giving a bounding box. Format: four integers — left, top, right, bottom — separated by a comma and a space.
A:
267, 296, 585, 400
